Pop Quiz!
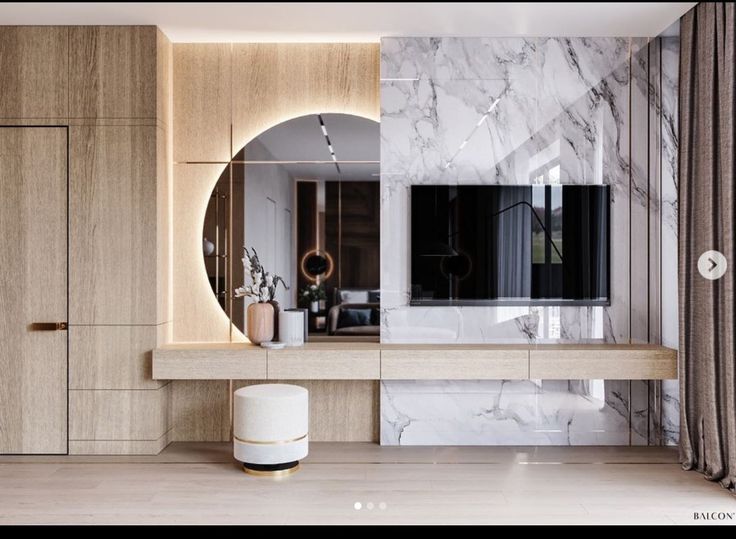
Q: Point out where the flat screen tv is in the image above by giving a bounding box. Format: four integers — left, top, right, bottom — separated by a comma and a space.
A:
410, 185, 610, 306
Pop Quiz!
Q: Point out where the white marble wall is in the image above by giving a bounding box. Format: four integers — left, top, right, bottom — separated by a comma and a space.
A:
380, 36, 678, 446
382, 380, 631, 445
381, 37, 631, 345
660, 35, 680, 446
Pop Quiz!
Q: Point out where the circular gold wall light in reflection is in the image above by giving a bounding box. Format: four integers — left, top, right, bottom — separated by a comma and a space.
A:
440, 249, 473, 281
300, 249, 335, 281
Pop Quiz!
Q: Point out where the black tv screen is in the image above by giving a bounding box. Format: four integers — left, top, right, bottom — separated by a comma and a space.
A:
410, 185, 610, 306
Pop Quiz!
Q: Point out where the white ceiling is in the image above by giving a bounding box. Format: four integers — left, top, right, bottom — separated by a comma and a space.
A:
0, 2, 695, 42
247, 113, 379, 182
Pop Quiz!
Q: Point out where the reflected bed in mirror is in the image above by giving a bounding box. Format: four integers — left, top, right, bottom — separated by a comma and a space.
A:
203, 113, 380, 343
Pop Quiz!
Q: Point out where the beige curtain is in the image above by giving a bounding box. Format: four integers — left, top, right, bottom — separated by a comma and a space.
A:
679, 2, 736, 492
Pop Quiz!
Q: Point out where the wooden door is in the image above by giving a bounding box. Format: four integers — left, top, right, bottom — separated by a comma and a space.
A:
0, 127, 68, 454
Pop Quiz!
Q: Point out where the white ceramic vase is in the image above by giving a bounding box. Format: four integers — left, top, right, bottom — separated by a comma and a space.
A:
202, 237, 215, 256
279, 310, 305, 346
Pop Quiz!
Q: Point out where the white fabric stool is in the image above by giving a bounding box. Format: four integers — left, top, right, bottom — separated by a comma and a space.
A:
233, 384, 309, 476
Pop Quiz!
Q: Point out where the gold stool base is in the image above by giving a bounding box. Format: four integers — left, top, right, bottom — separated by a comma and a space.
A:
243, 463, 300, 477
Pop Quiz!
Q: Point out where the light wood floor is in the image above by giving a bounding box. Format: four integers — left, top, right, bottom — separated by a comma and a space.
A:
0, 443, 733, 525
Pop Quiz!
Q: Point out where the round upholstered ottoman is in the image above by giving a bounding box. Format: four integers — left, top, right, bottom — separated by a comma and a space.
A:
233, 384, 309, 476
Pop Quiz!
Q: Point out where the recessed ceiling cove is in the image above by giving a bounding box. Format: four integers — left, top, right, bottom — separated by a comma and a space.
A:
0, 2, 696, 42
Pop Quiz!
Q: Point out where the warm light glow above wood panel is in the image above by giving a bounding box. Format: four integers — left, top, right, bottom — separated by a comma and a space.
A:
173, 163, 240, 342
172, 43, 379, 342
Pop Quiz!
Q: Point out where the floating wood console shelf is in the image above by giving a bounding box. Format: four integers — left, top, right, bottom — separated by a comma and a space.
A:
153, 342, 677, 381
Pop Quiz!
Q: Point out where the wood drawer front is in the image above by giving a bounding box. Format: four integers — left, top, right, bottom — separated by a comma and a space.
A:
381, 349, 528, 380
267, 349, 381, 380
152, 349, 267, 380
529, 348, 677, 380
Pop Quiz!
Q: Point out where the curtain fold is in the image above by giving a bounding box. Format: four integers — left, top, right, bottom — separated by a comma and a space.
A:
496, 187, 532, 298
679, 2, 736, 493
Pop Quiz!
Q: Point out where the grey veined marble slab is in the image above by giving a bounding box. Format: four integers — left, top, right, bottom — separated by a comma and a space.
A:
380, 37, 634, 346
379, 36, 677, 445
381, 380, 631, 446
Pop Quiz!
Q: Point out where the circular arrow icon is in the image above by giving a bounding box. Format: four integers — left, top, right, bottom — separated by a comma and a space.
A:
698, 250, 727, 280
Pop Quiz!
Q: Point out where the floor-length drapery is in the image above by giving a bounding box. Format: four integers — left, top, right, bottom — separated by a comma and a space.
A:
679, 2, 736, 492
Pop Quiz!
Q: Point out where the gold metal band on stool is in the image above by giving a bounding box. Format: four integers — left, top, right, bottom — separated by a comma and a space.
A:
233, 433, 308, 445
243, 464, 300, 477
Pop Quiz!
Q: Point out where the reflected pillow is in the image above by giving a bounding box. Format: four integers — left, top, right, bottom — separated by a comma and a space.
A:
368, 290, 381, 302
337, 308, 372, 328
370, 307, 380, 326
339, 290, 369, 304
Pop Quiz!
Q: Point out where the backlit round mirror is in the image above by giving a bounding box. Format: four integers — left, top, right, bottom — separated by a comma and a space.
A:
203, 113, 380, 341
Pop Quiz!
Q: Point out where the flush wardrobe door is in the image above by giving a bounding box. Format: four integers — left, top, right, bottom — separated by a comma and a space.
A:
0, 127, 68, 454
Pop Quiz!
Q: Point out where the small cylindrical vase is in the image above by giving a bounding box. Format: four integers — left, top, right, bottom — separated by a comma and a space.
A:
247, 302, 274, 345
279, 310, 305, 346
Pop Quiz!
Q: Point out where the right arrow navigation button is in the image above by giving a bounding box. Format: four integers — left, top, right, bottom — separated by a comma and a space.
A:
698, 250, 728, 280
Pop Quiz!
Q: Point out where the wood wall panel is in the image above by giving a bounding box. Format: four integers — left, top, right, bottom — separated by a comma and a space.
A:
172, 164, 235, 342
157, 126, 172, 329
173, 44, 231, 162
69, 125, 159, 325
172, 43, 379, 342
2, 25, 172, 455
69, 431, 171, 455
171, 381, 231, 442
156, 29, 173, 128
172, 379, 378, 443
154, 346, 266, 380
231, 43, 380, 152
529, 346, 677, 380
69, 26, 157, 119
156, 30, 173, 346
0, 26, 69, 118
0, 127, 68, 454
69, 326, 166, 390
69, 385, 171, 441
235, 380, 379, 442
267, 348, 381, 380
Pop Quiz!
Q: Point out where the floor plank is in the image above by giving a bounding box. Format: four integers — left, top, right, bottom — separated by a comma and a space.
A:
0, 443, 732, 525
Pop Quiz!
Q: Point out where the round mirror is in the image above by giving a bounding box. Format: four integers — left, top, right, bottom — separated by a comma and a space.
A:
203, 113, 380, 340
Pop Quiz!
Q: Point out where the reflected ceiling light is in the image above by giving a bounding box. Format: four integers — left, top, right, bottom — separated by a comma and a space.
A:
444, 97, 501, 170
318, 113, 341, 173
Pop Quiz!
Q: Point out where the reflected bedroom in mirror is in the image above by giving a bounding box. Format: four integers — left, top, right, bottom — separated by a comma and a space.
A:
203, 113, 380, 343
